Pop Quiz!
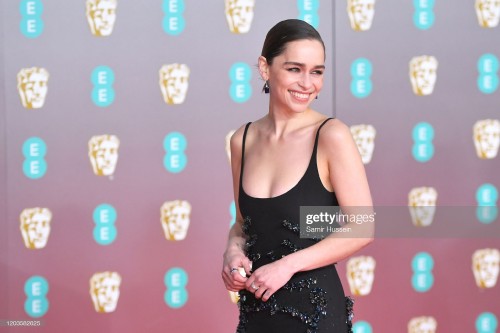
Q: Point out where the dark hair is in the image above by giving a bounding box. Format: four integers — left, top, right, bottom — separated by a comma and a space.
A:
261, 19, 325, 65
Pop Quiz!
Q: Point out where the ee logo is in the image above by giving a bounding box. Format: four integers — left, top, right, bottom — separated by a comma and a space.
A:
24, 276, 49, 318
20, 0, 44, 38
351, 58, 373, 98
477, 54, 499, 94
411, 252, 434, 292
91, 66, 115, 107
412, 122, 434, 162
229, 201, 236, 228
413, 0, 435, 30
476, 184, 498, 224
162, 0, 185, 35
163, 132, 187, 173
93, 204, 117, 245
164, 267, 188, 308
229, 62, 252, 103
23, 137, 47, 179
298, 0, 320, 28
476, 313, 498, 333
353, 321, 373, 333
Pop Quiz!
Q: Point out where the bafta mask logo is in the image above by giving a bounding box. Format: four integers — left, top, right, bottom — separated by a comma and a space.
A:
350, 124, 376, 164
17, 67, 49, 109
20, 208, 52, 249
408, 316, 437, 333
476, 0, 500, 28
159, 64, 190, 105
474, 119, 500, 159
225, 0, 255, 34
88, 135, 120, 177
472, 248, 500, 289
347, 256, 376, 296
409, 56, 438, 96
161, 200, 191, 241
225, 130, 236, 164
86, 0, 117, 37
347, 0, 376, 31
408, 187, 438, 227
90, 271, 122, 313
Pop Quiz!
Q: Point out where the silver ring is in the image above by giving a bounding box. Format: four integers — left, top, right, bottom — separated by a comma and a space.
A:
251, 282, 259, 290
229, 267, 238, 274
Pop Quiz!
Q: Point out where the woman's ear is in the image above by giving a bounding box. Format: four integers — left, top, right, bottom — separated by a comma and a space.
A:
258, 56, 269, 81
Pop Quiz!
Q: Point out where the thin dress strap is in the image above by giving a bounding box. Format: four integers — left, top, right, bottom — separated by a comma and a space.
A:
312, 117, 334, 155
239, 122, 252, 188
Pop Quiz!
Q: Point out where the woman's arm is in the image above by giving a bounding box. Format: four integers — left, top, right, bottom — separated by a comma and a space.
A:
247, 119, 374, 301
221, 126, 252, 292
282, 119, 374, 271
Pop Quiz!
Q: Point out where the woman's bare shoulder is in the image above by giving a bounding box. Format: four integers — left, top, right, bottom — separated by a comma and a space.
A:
230, 124, 247, 152
229, 119, 259, 153
230, 116, 268, 148
321, 118, 352, 143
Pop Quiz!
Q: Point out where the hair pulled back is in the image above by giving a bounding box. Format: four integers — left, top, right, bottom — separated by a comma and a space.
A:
261, 19, 325, 65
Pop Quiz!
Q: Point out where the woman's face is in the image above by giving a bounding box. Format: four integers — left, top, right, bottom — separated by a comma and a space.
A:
266, 39, 325, 113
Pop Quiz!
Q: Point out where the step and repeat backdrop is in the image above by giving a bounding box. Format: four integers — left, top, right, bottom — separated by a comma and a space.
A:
1, 0, 499, 332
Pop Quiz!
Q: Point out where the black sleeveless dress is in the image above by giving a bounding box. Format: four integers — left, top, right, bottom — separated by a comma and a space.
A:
236, 118, 354, 333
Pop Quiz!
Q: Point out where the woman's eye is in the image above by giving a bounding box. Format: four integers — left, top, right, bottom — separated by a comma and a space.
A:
287, 68, 300, 72
312, 70, 323, 75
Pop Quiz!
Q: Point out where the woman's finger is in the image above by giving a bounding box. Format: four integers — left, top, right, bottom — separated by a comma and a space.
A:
242, 258, 253, 276
228, 266, 247, 283
246, 278, 261, 294
261, 288, 273, 302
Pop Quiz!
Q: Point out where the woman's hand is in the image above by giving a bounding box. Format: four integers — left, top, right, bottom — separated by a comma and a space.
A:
245, 259, 295, 302
222, 248, 252, 292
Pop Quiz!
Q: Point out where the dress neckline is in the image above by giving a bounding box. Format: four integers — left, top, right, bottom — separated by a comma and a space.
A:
240, 144, 316, 200
239, 118, 333, 200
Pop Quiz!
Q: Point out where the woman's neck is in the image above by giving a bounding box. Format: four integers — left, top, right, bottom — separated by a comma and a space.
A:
264, 106, 317, 137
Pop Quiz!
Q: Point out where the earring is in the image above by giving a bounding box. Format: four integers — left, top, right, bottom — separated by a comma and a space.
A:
263, 81, 270, 94
315, 93, 319, 99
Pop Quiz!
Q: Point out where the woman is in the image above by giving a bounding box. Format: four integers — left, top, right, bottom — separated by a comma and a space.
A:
222, 19, 374, 333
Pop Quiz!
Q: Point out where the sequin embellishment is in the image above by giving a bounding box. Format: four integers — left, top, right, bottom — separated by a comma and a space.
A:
237, 278, 328, 333
237, 216, 354, 333
346, 296, 354, 333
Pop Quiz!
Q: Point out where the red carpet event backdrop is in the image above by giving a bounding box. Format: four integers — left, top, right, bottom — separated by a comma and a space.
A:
0, 0, 499, 332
